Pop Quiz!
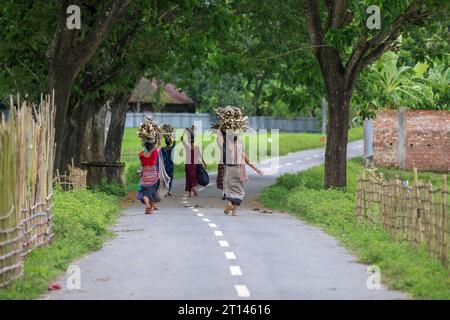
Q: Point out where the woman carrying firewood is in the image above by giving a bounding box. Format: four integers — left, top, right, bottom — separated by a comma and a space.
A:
136, 116, 169, 214
213, 106, 263, 216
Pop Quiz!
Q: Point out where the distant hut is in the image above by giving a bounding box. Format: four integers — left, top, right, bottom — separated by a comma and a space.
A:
129, 78, 195, 113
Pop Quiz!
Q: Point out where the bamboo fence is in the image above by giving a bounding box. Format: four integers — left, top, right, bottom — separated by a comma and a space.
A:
53, 161, 87, 191
355, 169, 449, 268
0, 94, 55, 288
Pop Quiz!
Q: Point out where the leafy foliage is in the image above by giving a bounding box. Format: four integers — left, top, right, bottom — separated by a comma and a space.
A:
355, 51, 449, 110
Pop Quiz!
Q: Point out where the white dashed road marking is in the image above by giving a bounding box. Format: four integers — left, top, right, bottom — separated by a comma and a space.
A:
219, 240, 229, 247
305, 157, 311, 160
296, 160, 302, 163
230, 266, 243, 276
235, 285, 250, 298
285, 162, 292, 166
182, 198, 252, 299
225, 251, 236, 260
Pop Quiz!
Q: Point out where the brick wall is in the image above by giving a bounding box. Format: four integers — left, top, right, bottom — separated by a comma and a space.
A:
373, 110, 450, 172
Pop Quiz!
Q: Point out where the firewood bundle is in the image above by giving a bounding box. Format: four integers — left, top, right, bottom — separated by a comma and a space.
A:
160, 123, 175, 139
212, 106, 249, 132
137, 115, 161, 142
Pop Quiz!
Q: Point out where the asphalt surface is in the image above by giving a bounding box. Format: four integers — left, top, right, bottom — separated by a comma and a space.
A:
43, 140, 407, 300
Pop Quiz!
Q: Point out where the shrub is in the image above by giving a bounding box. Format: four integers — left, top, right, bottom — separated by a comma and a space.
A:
92, 183, 127, 197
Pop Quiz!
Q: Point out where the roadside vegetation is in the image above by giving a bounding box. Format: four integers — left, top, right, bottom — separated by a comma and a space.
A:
260, 158, 450, 299
0, 186, 123, 300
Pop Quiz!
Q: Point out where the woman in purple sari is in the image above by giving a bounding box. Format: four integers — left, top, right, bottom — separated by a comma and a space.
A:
181, 127, 206, 197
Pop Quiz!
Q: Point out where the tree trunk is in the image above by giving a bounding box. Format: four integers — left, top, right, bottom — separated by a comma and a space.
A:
314, 48, 353, 189
58, 96, 105, 173
82, 103, 107, 186
104, 93, 129, 185
253, 78, 265, 116
324, 88, 351, 189
48, 67, 77, 172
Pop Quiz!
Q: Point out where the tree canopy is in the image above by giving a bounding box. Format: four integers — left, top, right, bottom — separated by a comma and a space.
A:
0, 0, 448, 187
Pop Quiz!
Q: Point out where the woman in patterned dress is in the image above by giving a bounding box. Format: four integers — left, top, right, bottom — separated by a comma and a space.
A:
139, 140, 160, 214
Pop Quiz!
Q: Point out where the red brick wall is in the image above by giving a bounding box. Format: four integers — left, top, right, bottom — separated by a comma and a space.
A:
373, 111, 399, 168
373, 110, 450, 172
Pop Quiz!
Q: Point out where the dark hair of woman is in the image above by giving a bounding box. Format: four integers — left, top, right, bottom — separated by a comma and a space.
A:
144, 141, 155, 151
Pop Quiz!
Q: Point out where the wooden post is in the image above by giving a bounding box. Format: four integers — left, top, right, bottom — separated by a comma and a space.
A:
440, 175, 447, 267
393, 178, 400, 241
412, 168, 419, 249
379, 172, 387, 228
321, 96, 327, 134
428, 182, 436, 258
355, 172, 361, 220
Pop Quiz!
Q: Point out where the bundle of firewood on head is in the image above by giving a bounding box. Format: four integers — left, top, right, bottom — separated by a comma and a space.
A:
137, 115, 161, 145
160, 123, 175, 142
212, 106, 249, 134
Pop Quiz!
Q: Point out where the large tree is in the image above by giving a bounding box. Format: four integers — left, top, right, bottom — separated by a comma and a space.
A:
62, 0, 237, 184
48, 0, 130, 172
301, 0, 446, 188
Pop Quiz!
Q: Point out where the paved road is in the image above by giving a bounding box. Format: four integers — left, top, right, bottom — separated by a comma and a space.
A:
44, 140, 406, 300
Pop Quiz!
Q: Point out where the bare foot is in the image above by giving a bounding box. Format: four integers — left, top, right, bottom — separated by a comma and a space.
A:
224, 202, 233, 215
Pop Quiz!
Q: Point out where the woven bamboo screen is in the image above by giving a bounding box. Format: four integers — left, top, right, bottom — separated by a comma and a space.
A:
356, 169, 448, 268
0, 94, 55, 288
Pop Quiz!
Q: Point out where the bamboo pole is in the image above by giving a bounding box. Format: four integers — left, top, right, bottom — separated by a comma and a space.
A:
412, 168, 419, 249
440, 175, 447, 267
355, 173, 362, 220
428, 182, 436, 258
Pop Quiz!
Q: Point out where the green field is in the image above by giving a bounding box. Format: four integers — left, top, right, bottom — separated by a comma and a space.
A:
122, 127, 363, 191
260, 158, 450, 299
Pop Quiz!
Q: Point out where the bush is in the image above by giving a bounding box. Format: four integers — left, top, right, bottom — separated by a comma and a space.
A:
124, 160, 141, 192
92, 183, 127, 197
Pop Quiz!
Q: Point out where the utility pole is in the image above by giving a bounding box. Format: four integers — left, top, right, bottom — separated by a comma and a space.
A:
321, 96, 327, 134
363, 118, 374, 167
